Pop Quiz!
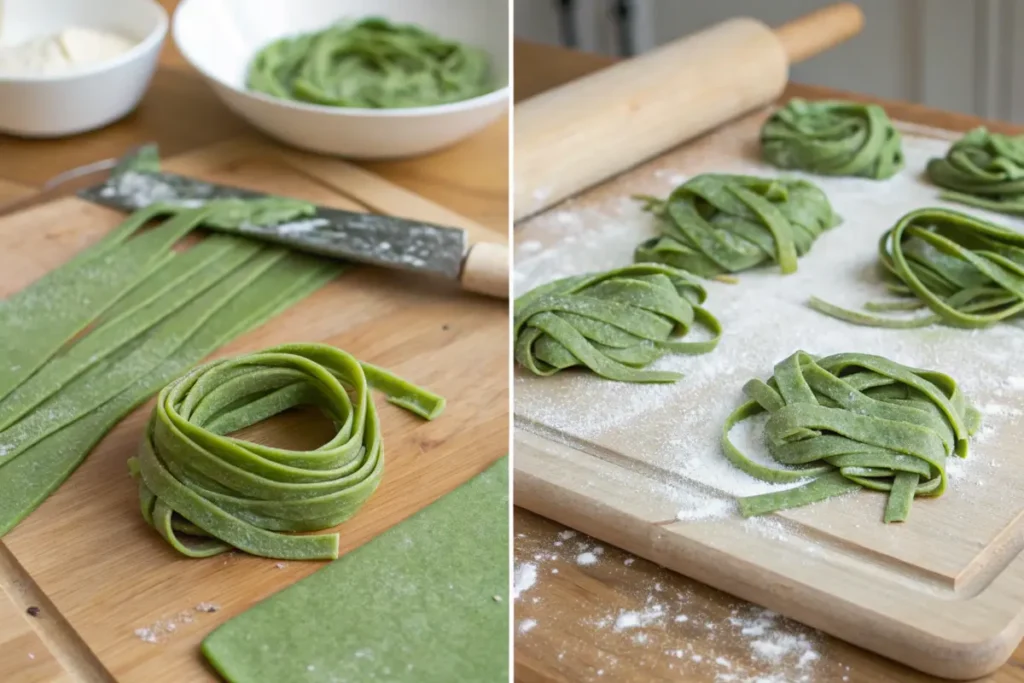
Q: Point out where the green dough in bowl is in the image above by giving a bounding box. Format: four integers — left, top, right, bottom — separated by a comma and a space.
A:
129, 342, 445, 561
723, 351, 980, 523
761, 98, 904, 180
246, 17, 495, 108
634, 173, 840, 278
927, 127, 1024, 216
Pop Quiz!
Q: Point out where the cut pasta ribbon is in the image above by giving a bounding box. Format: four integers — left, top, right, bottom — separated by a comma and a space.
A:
130, 343, 445, 560
513, 264, 721, 383
810, 207, 1024, 328
723, 351, 980, 523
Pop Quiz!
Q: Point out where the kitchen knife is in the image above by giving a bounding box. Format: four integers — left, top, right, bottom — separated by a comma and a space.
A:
78, 169, 508, 299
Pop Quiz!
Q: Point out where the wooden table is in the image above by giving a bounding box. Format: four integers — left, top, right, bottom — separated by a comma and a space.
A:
513, 39, 1024, 683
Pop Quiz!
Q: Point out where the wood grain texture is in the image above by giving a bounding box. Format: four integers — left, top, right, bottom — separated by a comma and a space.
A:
513, 40, 1024, 683
0, 141, 508, 683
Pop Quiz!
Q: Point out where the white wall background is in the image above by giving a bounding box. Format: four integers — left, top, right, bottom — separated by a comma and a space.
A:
514, 0, 1024, 122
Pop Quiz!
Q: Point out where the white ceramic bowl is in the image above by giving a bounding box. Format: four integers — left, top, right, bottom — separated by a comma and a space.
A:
0, 0, 167, 137
172, 0, 509, 159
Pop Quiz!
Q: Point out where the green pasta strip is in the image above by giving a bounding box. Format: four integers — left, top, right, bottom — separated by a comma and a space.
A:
0, 251, 340, 536
761, 98, 904, 179
723, 351, 980, 522
513, 264, 721, 383
634, 173, 840, 278
927, 127, 1024, 215
247, 17, 494, 109
810, 207, 1024, 328
0, 191, 347, 536
0, 204, 205, 397
129, 343, 445, 561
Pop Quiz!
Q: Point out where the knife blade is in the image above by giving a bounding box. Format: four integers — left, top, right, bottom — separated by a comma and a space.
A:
79, 170, 468, 281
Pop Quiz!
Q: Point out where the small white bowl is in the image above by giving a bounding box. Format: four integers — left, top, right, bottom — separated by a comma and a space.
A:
172, 0, 509, 159
0, 0, 167, 138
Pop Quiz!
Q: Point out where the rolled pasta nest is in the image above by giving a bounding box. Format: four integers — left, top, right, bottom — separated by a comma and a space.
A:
810, 207, 1024, 328
513, 264, 721, 383
130, 343, 444, 560
723, 351, 980, 523
927, 127, 1024, 216
761, 98, 904, 180
634, 173, 840, 277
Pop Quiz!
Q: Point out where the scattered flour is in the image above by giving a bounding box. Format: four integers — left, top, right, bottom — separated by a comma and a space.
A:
515, 526, 836, 681
576, 552, 599, 566
513, 562, 538, 600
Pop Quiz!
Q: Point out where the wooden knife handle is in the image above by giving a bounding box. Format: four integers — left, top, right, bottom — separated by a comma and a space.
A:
774, 2, 864, 64
461, 242, 509, 299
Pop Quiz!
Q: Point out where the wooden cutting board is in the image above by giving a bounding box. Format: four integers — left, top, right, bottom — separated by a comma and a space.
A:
0, 137, 509, 682
513, 109, 1024, 681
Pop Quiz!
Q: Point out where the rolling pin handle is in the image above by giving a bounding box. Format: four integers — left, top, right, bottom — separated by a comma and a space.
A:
774, 2, 865, 64
460, 242, 509, 299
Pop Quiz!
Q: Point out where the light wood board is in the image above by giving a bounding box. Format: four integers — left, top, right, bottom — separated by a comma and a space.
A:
513, 109, 1024, 681
0, 138, 509, 682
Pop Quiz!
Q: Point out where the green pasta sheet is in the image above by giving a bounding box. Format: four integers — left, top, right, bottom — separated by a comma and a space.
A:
202, 457, 509, 683
634, 173, 840, 278
514, 264, 722, 383
129, 343, 446, 561
762, 99, 904, 179
927, 127, 1024, 216
247, 17, 494, 108
810, 207, 1024, 328
722, 351, 980, 523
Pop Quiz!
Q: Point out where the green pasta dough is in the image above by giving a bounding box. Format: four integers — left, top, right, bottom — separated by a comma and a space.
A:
247, 17, 494, 108
634, 174, 840, 277
927, 127, 1024, 215
761, 99, 904, 180
129, 343, 445, 561
513, 264, 721, 383
810, 207, 1024, 328
723, 351, 980, 523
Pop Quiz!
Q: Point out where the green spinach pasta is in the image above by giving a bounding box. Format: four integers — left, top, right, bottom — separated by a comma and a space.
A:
247, 17, 494, 108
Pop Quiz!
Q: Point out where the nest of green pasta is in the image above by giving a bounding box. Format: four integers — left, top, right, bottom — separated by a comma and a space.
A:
634, 173, 841, 278
723, 351, 980, 523
761, 98, 904, 180
927, 127, 1024, 216
811, 207, 1024, 328
513, 264, 721, 383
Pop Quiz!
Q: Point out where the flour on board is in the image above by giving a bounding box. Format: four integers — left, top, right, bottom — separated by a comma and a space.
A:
514, 127, 1024, 533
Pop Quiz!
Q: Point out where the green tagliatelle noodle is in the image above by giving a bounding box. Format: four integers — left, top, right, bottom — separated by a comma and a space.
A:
247, 17, 494, 108
723, 351, 980, 523
634, 174, 840, 278
129, 343, 445, 561
513, 264, 721, 383
761, 99, 904, 180
810, 207, 1024, 328
927, 127, 1024, 215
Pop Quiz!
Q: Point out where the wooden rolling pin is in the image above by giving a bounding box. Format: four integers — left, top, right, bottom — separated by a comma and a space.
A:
514, 3, 865, 221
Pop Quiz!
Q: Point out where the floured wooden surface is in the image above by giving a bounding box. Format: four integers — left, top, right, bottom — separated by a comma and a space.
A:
513, 109, 1024, 678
